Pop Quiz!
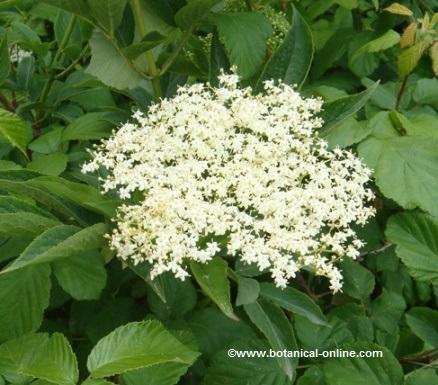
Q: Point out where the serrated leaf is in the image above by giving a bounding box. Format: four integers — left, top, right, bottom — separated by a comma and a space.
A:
405, 368, 438, 385
212, 12, 272, 79
351, 30, 400, 61
28, 176, 119, 217
121, 363, 189, 385
405, 307, 438, 347
398, 42, 428, 79
186, 308, 256, 357
319, 81, 379, 135
257, 5, 313, 89
259, 282, 327, 325
322, 342, 403, 385
363, 137, 438, 216
0, 109, 32, 156
0, 265, 51, 342
386, 211, 438, 285
0, 333, 78, 385
0, 212, 59, 237
87, 321, 199, 378
400, 22, 417, 48
52, 251, 107, 300
2, 223, 107, 273
244, 300, 297, 380
204, 339, 290, 385
190, 257, 236, 320
340, 259, 375, 299
370, 290, 406, 333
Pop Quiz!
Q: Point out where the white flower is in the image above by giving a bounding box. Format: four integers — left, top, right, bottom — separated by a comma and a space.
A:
10, 47, 32, 64
83, 73, 375, 292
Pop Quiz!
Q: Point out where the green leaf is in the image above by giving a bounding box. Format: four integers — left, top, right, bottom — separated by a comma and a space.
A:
0, 212, 59, 237
83, 380, 114, 385
190, 257, 236, 320
2, 223, 107, 273
87, 0, 127, 35
0, 37, 10, 85
186, 308, 256, 357
41, 0, 95, 27
28, 176, 119, 217
0, 195, 56, 218
361, 137, 438, 217
204, 339, 290, 385
122, 31, 167, 60
294, 315, 353, 350
405, 369, 438, 385
322, 342, 403, 385
27, 153, 68, 176
0, 265, 51, 342
405, 307, 438, 348
0, 333, 78, 385
340, 260, 375, 299
175, 0, 220, 30
236, 276, 259, 306
87, 321, 199, 378
62, 111, 126, 141
413, 78, 438, 108
212, 12, 272, 79
322, 117, 371, 149
370, 290, 406, 334
0, 172, 96, 225
259, 282, 327, 325
52, 251, 107, 300
398, 42, 428, 79
257, 5, 313, 89
297, 367, 326, 385
319, 82, 379, 135
386, 211, 438, 285
145, 273, 197, 319
244, 300, 297, 380
86, 30, 143, 90
0, 109, 32, 156
121, 363, 189, 385
351, 30, 400, 61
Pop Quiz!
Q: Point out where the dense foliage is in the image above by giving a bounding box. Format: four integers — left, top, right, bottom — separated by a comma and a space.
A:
0, 0, 437, 385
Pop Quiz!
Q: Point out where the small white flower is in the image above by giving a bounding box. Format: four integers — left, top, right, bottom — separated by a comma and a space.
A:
10, 47, 32, 64
83, 73, 375, 292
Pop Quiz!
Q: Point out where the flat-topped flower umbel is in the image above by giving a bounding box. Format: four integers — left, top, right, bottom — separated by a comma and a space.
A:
82, 73, 375, 292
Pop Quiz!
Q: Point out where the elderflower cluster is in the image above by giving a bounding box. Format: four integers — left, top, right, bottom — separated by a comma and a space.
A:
82, 73, 375, 292
10, 47, 32, 64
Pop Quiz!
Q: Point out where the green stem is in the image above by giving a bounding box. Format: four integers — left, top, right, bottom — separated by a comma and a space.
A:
35, 15, 77, 131
159, 27, 194, 76
0, 92, 15, 112
55, 44, 89, 80
395, 75, 409, 111
130, 0, 162, 100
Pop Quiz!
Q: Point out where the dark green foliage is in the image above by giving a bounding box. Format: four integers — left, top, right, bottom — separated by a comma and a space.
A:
0, 1, 437, 384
